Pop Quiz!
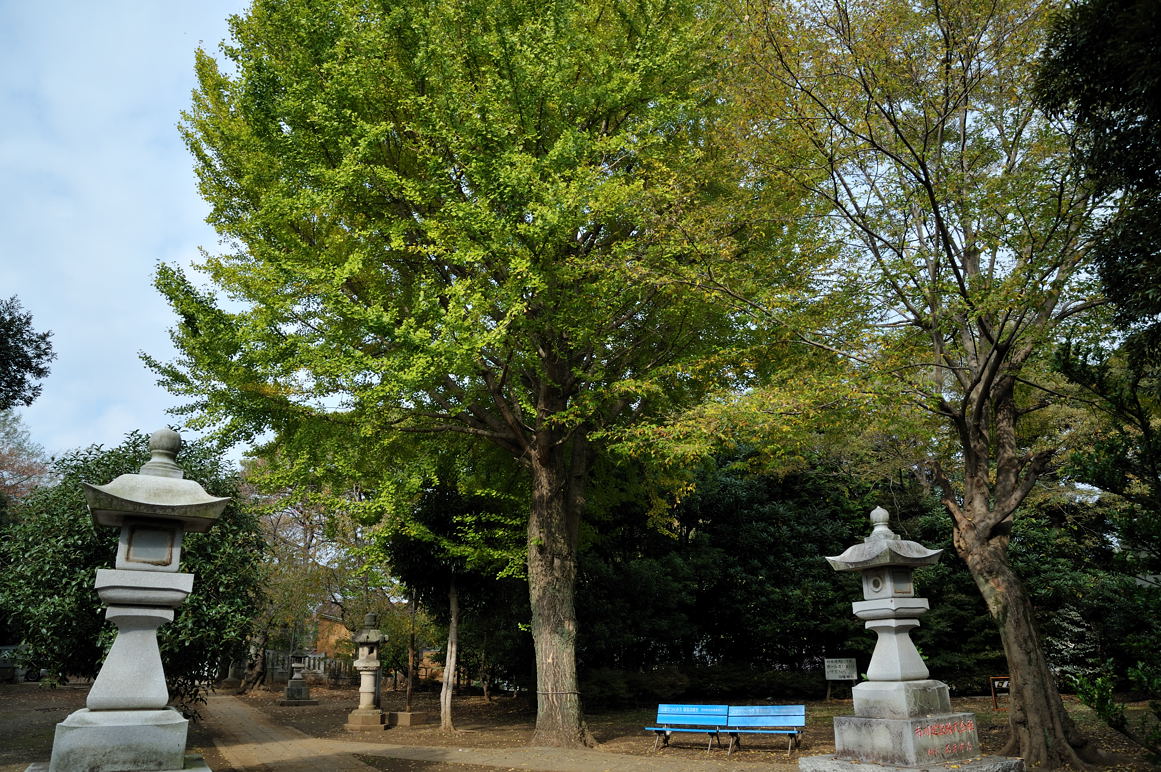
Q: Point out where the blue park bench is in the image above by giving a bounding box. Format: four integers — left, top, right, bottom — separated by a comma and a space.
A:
645, 703, 806, 755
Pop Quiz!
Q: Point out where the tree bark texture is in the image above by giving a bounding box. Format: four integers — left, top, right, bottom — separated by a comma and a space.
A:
238, 630, 268, 695
526, 434, 594, 747
940, 379, 1105, 769
406, 597, 417, 713
440, 579, 459, 731
959, 535, 1103, 768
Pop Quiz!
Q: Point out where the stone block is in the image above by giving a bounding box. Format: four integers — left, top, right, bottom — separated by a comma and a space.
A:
852, 680, 952, 719
799, 753, 1024, 772
345, 708, 386, 731
833, 713, 980, 767
46, 707, 188, 772
29, 758, 211, 772
283, 681, 313, 702
387, 711, 432, 727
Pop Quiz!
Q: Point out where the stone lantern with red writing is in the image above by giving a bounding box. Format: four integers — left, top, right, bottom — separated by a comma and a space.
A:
799, 507, 1022, 771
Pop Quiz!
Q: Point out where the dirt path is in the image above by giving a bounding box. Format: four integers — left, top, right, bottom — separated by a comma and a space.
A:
2, 682, 1152, 771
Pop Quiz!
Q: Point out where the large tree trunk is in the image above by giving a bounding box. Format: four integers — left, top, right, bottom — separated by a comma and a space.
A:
957, 532, 1103, 768
940, 377, 1105, 769
440, 579, 458, 731
526, 436, 594, 747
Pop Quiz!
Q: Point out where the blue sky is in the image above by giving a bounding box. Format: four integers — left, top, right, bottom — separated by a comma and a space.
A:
1, 1, 249, 459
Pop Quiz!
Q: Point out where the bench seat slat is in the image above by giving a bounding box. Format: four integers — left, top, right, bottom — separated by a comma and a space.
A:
727, 715, 804, 728
728, 727, 800, 733
657, 715, 725, 725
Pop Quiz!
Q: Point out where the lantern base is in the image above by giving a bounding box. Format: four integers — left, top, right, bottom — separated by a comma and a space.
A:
345, 708, 386, 730
43, 707, 193, 772
853, 679, 952, 719
831, 712, 982, 767
387, 711, 432, 727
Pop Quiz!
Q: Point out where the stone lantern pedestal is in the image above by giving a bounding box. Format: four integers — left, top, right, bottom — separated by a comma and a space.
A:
29, 430, 229, 772
345, 614, 387, 731
800, 508, 1023, 772
280, 651, 318, 706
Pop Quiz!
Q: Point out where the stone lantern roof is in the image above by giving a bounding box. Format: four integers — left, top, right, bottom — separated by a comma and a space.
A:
82, 428, 230, 532
354, 613, 385, 645
825, 506, 942, 572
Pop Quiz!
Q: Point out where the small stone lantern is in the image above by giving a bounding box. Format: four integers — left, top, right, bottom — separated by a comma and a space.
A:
799, 507, 1016, 770
280, 650, 318, 706
345, 613, 386, 731
41, 429, 228, 772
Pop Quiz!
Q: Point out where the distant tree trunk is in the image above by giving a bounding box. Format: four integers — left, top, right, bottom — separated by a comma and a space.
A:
238, 629, 269, 695
478, 636, 492, 703
440, 579, 459, 731
406, 597, 417, 713
527, 431, 594, 747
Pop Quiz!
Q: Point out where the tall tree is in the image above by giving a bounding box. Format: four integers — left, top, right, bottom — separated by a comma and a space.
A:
0, 296, 55, 410
149, 0, 811, 745
378, 479, 524, 730
732, 0, 1109, 765
1038, 0, 1161, 585
1039, 0, 1161, 357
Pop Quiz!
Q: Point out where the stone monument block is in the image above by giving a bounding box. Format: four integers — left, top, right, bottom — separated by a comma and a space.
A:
47, 708, 188, 772
833, 713, 980, 767
386, 711, 432, 727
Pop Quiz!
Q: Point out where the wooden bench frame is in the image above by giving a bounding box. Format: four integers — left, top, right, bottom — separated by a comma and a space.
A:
645, 703, 805, 756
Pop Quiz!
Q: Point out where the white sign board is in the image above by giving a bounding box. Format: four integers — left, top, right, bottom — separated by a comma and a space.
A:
824, 658, 858, 681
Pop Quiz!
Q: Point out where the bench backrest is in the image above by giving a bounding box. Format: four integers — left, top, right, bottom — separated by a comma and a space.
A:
655, 704, 729, 727
726, 705, 806, 728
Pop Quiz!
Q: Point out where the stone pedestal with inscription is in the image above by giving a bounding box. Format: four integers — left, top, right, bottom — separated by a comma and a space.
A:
30, 430, 229, 772
800, 508, 1023, 772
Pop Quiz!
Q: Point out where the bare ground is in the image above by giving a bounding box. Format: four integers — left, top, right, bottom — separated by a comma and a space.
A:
2, 681, 1154, 771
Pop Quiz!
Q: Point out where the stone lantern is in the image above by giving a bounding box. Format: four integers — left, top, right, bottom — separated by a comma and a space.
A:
826, 505, 942, 685
40, 429, 228, 772
345, 613, 386, 731
800, 507, 1022, 771
280, 650, 318, 706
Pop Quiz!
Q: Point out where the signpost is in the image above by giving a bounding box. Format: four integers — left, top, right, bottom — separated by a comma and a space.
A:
989, 676, 1010, 710
824, 658, 858, 700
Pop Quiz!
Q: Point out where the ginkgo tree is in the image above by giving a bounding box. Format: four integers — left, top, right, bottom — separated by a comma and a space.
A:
148, 0, 821, 746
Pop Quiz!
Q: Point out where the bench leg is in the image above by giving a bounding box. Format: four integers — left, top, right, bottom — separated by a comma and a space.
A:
728, 733, 739, 756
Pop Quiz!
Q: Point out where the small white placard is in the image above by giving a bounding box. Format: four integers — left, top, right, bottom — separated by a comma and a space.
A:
824, 658, 858, 681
